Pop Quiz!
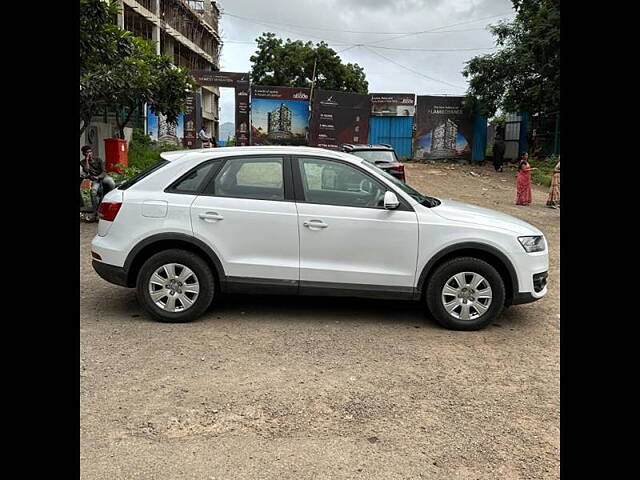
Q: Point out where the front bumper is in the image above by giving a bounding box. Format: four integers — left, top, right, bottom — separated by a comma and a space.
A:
510, 271, 548, 305
92, 260, 130, 287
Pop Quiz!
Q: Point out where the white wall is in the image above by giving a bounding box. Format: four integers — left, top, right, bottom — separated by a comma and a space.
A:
80, 121, 132, 161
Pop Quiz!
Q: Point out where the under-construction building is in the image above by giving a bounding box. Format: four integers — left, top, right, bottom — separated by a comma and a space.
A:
268, 104, 293, 134
82, 0, 222, 158
431, 119, 458, 156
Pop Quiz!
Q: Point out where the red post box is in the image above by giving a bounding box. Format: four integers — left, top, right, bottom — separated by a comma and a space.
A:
104, 138, 128, 173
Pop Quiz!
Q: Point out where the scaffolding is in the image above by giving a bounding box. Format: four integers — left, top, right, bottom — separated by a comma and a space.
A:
160, 0, 220, 62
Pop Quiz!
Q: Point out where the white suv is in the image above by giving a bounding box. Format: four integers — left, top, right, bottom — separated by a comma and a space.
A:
91, 146, 548, 330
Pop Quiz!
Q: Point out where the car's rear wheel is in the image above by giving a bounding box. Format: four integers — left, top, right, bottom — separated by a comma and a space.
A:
136, 249, 215, 323
426, 257, 505, 331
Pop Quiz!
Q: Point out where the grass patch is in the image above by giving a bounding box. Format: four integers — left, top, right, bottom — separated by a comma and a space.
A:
530, 156, 558, 187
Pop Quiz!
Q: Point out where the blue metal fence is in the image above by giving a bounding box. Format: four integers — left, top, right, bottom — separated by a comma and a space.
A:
368, 116, 414, 159
471, 115, 488, 162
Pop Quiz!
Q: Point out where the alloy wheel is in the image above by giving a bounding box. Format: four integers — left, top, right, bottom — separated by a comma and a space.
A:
148, 263, 201, 313
441, 272, 493, 321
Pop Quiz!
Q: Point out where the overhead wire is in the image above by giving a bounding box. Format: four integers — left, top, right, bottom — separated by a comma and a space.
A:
363, 12, 514, 46
222, 11, 511, 36
363, 45, 465, 90
218, 8, 509, 91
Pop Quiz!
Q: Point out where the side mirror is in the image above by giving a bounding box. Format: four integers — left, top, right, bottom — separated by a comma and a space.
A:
383, 191, 400, 210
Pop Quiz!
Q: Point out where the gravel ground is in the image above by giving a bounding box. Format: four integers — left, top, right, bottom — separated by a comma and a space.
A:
80, 161, 559, 479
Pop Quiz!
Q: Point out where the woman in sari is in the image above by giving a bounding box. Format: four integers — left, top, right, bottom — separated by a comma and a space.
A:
546, 156, 560, 208
515, 152, 536, 206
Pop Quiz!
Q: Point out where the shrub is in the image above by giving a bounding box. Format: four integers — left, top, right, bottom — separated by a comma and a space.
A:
531, 155, 558, 188
123, 128, 184, 178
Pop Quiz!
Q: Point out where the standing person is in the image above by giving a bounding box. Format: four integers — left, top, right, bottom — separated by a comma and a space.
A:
546, 156, 560, 208
515, 152, 536, 206
80, 146, 116, 218
492, 135, 506, 172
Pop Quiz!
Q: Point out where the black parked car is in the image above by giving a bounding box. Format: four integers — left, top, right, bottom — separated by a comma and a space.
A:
340, 144, 406, 182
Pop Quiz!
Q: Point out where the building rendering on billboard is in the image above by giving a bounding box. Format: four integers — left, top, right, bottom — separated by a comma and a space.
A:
146, 106, 184, 145
268, 104, 293, 134
413, 96, 473, 161
251, 86, 310, 145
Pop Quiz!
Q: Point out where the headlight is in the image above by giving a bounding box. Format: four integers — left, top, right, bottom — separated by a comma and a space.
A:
518, 236, 546, 253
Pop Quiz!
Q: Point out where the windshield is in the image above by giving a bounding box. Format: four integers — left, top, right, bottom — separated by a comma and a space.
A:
350, 150, 398, 164
365, 161, 440, 208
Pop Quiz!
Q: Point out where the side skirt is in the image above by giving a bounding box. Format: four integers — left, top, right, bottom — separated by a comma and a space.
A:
222, 277, 416, 300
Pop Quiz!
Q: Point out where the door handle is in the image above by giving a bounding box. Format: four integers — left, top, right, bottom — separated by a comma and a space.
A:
199, 212, 224, 221
303, 220, 328, 229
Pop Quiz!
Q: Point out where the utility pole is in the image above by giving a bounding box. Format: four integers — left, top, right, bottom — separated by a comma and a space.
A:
309, 56, 318, 114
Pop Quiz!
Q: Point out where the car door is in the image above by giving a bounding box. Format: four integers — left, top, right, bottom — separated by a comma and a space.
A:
190, 155, 299, 288
293, 155, 419, 297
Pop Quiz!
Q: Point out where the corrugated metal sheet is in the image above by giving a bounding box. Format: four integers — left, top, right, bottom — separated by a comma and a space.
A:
504, 112, 522, 160
368, 116, 414, 159
518, 112, 529, 155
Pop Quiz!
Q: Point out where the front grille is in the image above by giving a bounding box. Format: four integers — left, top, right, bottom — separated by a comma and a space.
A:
533, 271, 548, 293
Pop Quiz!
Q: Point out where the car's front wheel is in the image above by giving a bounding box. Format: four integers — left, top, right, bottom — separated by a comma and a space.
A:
426, 257, 505, 331
136, 249, 215, 323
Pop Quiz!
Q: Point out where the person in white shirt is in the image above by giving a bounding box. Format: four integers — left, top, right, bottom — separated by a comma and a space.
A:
198, 126, 216, 147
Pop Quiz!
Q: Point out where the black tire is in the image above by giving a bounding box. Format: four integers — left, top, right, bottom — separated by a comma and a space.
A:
425, 257, 505, 331
136, 249, 215, 323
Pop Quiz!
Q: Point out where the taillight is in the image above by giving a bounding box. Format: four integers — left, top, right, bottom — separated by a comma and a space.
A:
97, 202, 122, 222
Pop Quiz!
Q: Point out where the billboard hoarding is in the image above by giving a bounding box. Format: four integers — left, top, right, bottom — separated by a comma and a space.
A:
190, 71, 249, 88
235, 86, 250, 146
250, 86, 311, 146
413, 96, 473, 162
370, 93, 415, 116
190, 71, 250, 146
147, 106, 184, 145
182, 93, 198, 148
308, 89, 371, 150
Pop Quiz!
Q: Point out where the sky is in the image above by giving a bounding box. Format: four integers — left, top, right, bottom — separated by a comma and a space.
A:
215, 0, 515, 124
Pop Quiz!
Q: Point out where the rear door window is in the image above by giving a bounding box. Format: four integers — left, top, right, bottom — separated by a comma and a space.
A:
203, 157, 284, 201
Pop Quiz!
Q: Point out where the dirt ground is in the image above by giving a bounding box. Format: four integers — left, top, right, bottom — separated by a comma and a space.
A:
80, 161, 559, 479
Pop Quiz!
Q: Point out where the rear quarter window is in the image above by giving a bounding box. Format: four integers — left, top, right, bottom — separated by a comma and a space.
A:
166, 160, 220, 194
118, 160, 169, 190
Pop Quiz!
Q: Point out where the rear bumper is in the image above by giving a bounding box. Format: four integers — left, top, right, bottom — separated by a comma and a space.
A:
92, 260, 130, 287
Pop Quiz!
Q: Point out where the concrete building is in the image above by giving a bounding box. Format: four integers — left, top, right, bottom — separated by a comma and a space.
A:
82, 0, 222, 159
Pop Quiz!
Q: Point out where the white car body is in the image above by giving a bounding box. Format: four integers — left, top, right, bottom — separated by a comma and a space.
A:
91, 146, 548, 322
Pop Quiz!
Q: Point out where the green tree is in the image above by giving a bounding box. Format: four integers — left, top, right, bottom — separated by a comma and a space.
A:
250, 33, 368, 93
79, 0, 133, 136
80, 0, 132, 75
79, 0, 194, 139
104, 37, 195, 139
462, 0, 560, 118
